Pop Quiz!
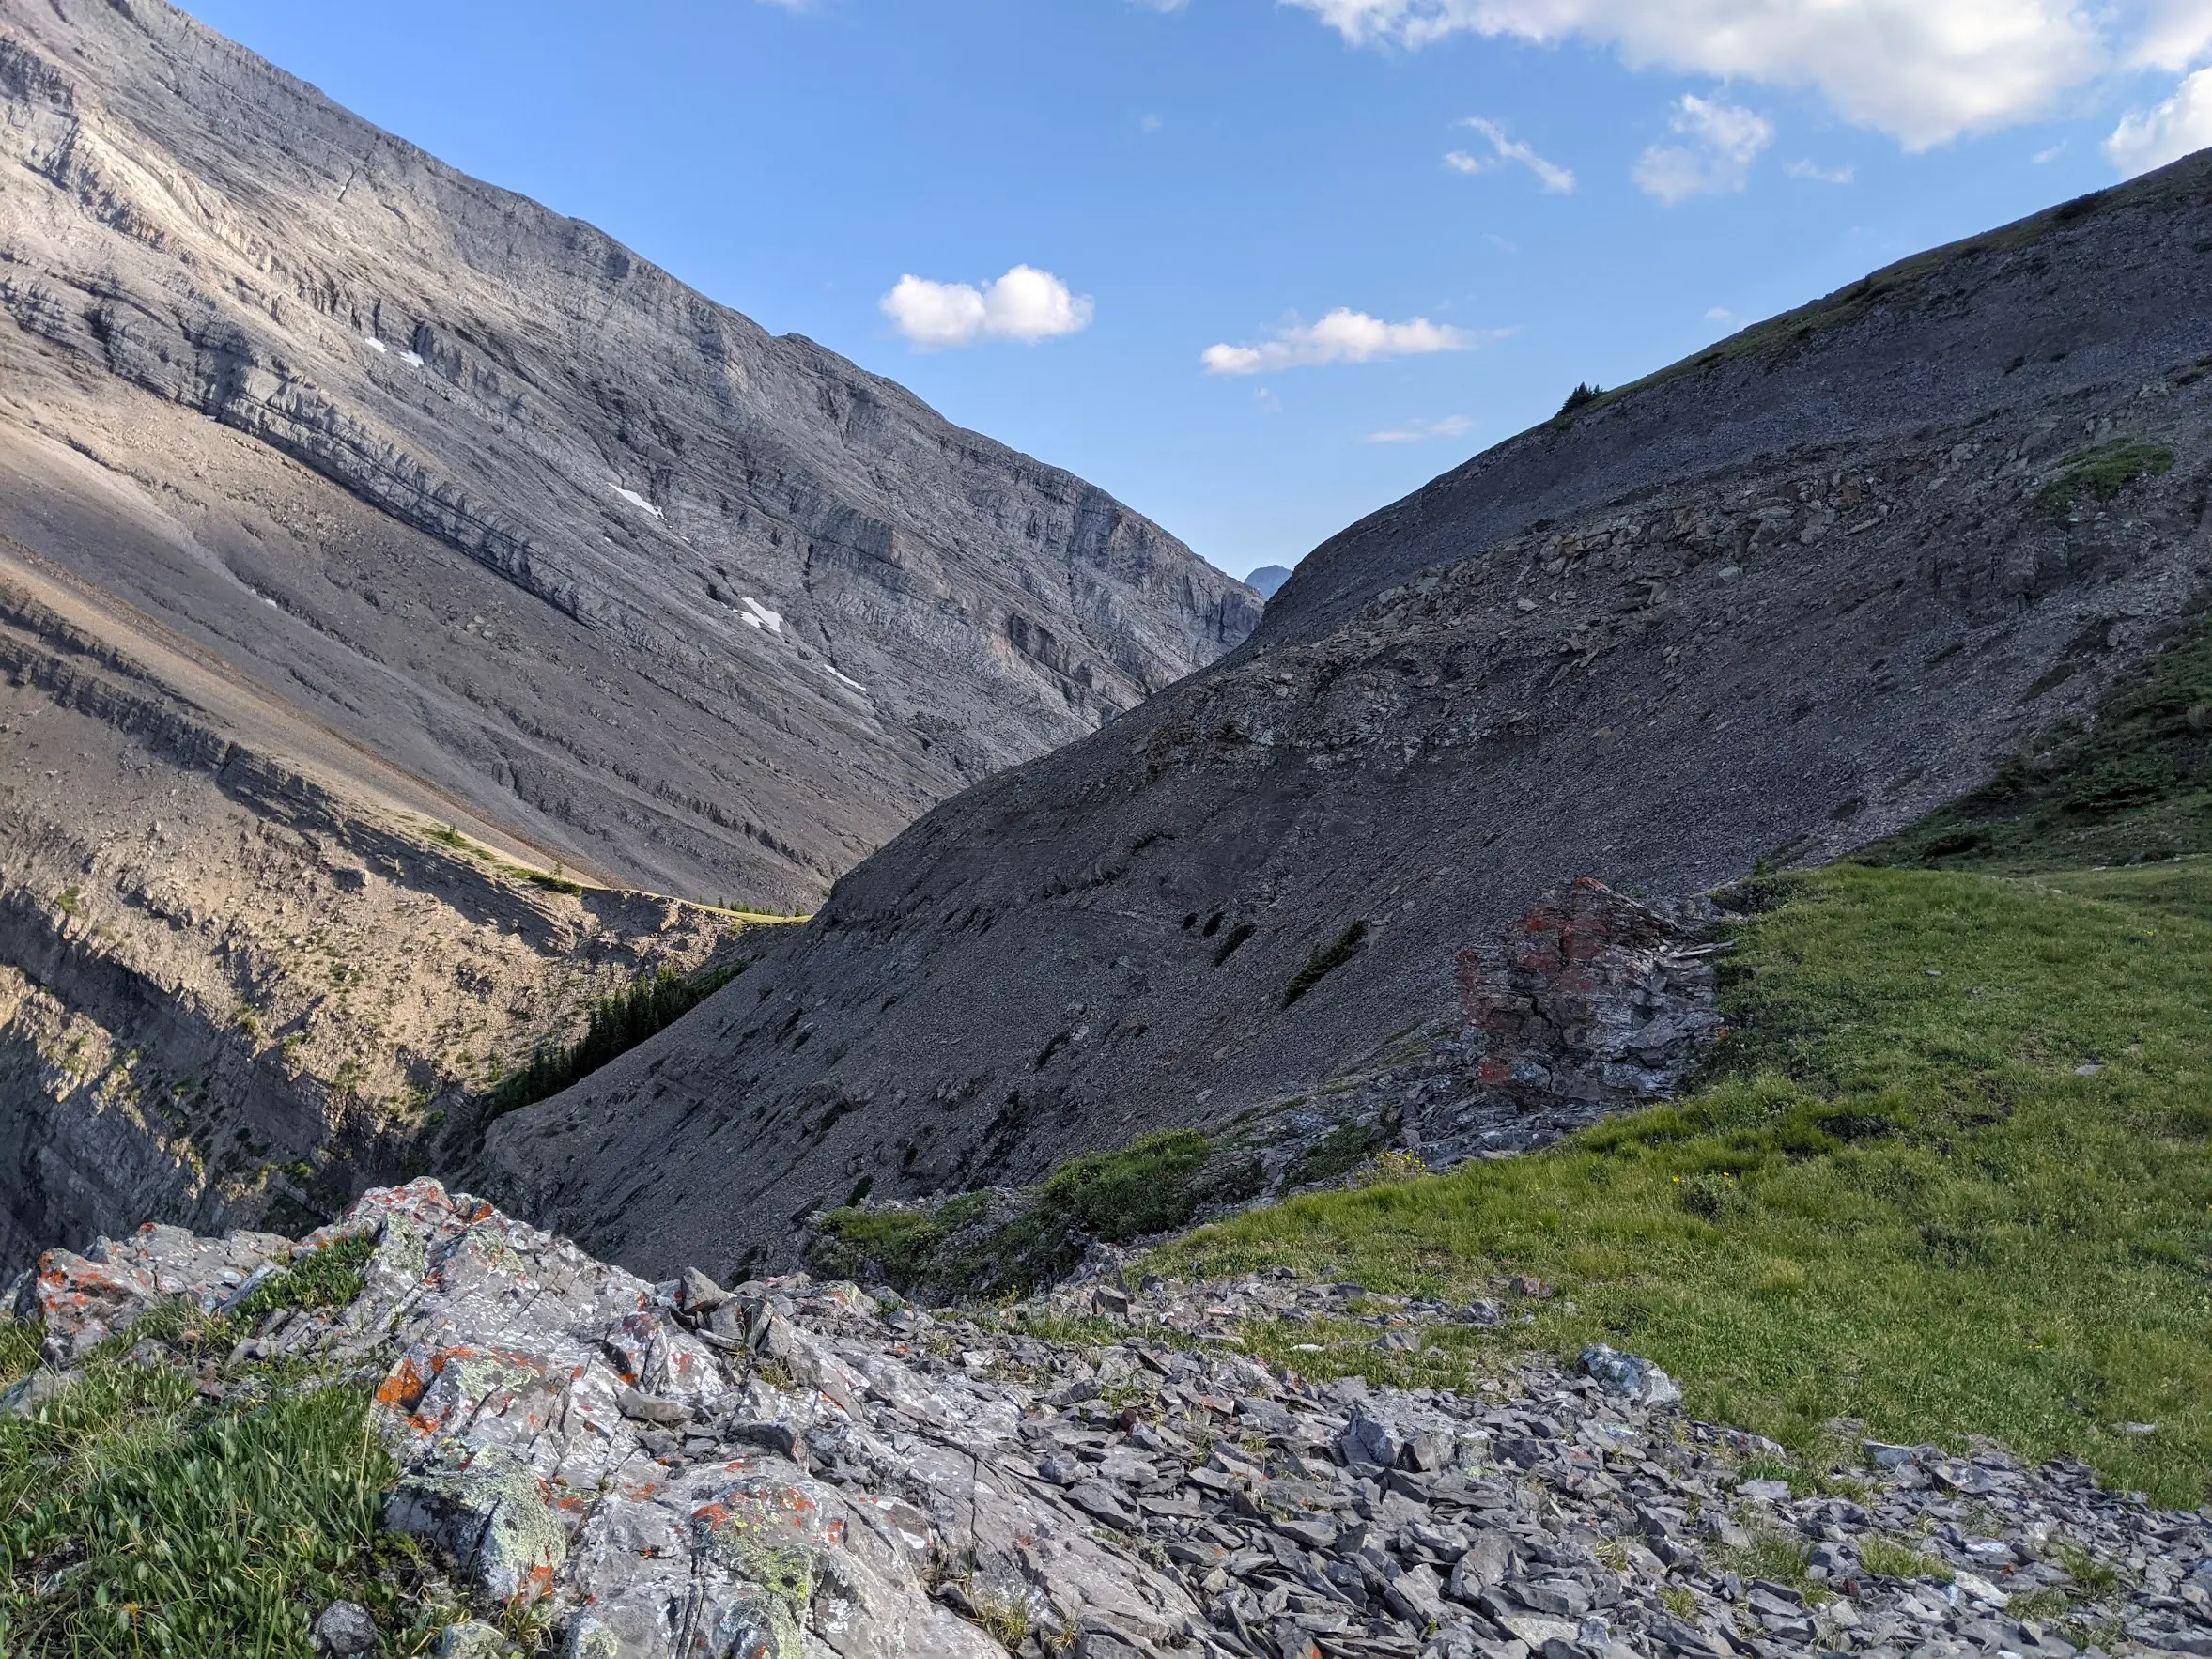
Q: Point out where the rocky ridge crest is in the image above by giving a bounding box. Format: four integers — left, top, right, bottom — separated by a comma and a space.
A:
12, 1182, 2209, 1658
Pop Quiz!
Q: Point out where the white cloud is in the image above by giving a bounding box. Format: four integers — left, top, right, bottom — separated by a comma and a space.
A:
1785, 159, 1855, 183
1366, 414, 1475, 442
881, 266, 1094, 349
2131, 0, 2212, 70
1706, 305, 1734, 321
1444, 117, 1577, 192
1282, 0, 2119, 150
1129, 0, 1190, 9
2107, 65, 2212, 176
1633, 95, 1774, 202
1201, 309, 1475, 374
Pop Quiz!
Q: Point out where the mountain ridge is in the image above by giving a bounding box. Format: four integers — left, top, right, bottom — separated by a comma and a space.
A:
0, 0, 1251, 1268
482, 148, 2212, 1280
0, 0, 1257, 905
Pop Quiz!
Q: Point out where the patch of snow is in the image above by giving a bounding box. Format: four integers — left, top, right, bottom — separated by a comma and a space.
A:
740, 597, 783, 635
612, 487, 665, 520
740, 614, 764, 629
823, 663, 867, 693
400, 350, 425, 368
363, 337, 388, 354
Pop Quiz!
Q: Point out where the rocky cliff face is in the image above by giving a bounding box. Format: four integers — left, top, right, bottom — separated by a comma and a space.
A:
0, 552, 749, 1272
0, 0, 1252, 1268
0, 0, 1255, 909
486, 153, 2212, 1279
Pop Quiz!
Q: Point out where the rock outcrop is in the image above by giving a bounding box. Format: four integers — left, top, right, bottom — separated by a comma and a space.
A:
15, 1183, 2210, 1658
1451, 880, 1725, 1127
801, 880, 1726, 1306
486, 154, 2212, 1279
0, 557, 750, 1270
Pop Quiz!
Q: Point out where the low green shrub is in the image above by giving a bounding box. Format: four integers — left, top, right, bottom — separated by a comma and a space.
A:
2036, 440, 2174, 518
1284, 921, 1368, 1007
813, 1132, 1262, 1300
811, 1209, 946, 1285
1282, 1120, 1391, 1190
1042, 1131, 1215, 1242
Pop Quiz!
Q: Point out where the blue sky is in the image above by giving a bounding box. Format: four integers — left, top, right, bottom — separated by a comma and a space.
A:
180, 0, 2212, 583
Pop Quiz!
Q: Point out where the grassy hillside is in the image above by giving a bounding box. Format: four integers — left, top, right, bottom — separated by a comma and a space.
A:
1157, 860, 2212, 1507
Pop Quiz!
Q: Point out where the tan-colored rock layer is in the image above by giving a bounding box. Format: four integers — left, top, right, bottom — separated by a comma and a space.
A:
0, 556, 746, 1269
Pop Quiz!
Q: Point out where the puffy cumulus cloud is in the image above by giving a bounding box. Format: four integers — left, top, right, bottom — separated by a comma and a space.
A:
1201, 309, 1473, 374
1366, 414, 1475, 442
881, 266, 1094, 350
1444, 117, 1577, 192
2107, 66, 2212, 176
1633, 95, 1774, 202
1282, 0, 2114, 150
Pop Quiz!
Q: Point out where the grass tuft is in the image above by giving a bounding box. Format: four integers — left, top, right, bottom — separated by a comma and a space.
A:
0, 1356, 462, 1655
230, 1233, 378, 1327
1859, 1535, 1954, 1582
2035, 440, 2175, 519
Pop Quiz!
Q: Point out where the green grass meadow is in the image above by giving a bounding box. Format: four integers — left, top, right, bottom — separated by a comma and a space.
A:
1160, 861, 2212, 1505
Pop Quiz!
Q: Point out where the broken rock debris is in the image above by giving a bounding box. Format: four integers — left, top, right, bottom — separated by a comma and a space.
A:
17, 1182, 2211, 1658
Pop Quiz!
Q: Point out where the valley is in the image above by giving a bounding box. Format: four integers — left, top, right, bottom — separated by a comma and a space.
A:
0, 0, 1251, 1264
0, 3, 2207, 1656
484, 155, 2212, 1282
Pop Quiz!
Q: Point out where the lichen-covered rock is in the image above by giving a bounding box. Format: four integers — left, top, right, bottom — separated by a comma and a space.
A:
430, 1624, 509, 1659
12, 1218, 300, 1362
384, 1445, 569, 1606
310, 1599, 379, 1656
34, 1180, 2212, 1659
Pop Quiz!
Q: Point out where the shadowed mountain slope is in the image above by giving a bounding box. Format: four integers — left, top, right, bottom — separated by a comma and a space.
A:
485, 154, 2212, 1281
